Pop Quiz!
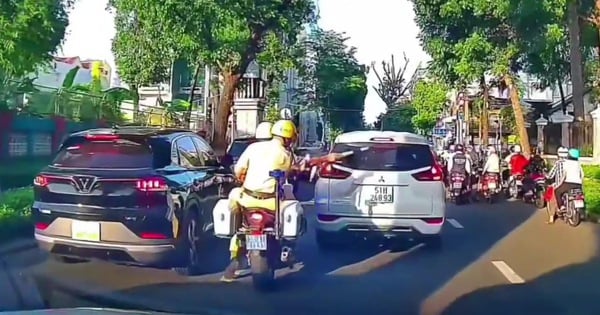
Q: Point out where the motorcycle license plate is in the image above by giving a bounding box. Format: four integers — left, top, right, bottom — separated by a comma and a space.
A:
573, 200, 585, 208
453, 183, 462, 189
515, 180, 522, 186
488, 182, 497, 189
246, 234, 267, 250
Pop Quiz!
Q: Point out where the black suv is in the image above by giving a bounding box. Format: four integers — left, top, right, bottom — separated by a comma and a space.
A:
32, 127, 234, 275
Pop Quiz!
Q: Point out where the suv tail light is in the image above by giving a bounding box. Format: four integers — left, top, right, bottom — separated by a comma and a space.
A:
34, 175, 49, 187
412, 164, 444, 181
136, 178, 168, 192
319, 162, 351, 179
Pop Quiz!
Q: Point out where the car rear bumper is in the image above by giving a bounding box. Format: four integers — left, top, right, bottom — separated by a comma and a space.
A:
35, 233, 177, 267
315, 215, 444, 237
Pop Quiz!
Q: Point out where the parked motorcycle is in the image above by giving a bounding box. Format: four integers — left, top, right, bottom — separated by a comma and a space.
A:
480, 173, 501, 203
545, 186, 586, 227
212, 170, 306, 291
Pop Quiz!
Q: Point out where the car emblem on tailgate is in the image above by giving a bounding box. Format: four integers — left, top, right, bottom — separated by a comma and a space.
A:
72, 176, 97, 193
378, 176, 385, 183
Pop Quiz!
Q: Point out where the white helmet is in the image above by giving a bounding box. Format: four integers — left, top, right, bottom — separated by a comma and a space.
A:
513, 145, 521, 153
255, 121, 273, 140
557, 146, 569, 158
488, 146, 496, 154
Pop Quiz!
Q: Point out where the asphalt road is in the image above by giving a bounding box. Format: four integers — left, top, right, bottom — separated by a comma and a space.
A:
6, 182, 600, 315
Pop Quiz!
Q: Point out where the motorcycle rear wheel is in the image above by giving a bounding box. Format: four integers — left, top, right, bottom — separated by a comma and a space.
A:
535, 190, 546, 209
566, 203, 582, 227
249, 250, 275, 291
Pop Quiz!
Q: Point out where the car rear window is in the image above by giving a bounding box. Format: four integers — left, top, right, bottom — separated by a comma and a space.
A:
52, 138, 155, 169
228, 140, 254, 158
332, 142, 435, 171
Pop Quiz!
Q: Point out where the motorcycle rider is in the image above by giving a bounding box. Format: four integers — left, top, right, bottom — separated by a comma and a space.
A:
547, 148, 584, 223
482, 146, 501, 176
447, 144, 472, 192
505, 145, 529, 195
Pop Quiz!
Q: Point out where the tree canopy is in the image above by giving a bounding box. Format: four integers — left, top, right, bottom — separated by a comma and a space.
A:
0, 0, 71, 78
411, 81, 448, 133
298, 29, 368, 132
373, 105, 416, 132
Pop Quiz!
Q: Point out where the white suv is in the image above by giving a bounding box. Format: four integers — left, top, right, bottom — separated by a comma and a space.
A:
314, 131, 446, 249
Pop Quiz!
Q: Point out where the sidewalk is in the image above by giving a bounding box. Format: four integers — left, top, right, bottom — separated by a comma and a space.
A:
0, 239, 44, 311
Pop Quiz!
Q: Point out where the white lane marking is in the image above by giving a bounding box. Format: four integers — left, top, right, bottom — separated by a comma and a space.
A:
447, 218, 464, 229
491, 260, 525, 284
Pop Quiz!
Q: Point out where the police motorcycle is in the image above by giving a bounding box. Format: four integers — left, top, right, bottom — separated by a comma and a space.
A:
212, 171, 306, 290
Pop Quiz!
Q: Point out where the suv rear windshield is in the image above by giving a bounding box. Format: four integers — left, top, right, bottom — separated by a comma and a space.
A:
228, 139, 255, 158
332, 142, 434, 171
52, 138, 154, 169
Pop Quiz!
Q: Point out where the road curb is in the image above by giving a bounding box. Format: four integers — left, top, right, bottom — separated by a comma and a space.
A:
0, 238, 37, 257
36, 273, 244, 315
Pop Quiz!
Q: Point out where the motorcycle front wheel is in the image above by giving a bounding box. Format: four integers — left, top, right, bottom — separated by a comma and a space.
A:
249, 250, 275, 291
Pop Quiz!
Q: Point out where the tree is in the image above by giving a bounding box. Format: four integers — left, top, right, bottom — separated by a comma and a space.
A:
411, 81, 448, 133
0, 0, 71, 77
111, 0, 316, 150
411, 0, 557, 156
371, 53, 411, 107
374, 105, 416, 132
109, 2, 175, 121
298, 29, 368, 131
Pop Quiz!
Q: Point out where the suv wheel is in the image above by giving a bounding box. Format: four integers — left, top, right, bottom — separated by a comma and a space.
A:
173, 210, 203, 276
423, 235, 442, 250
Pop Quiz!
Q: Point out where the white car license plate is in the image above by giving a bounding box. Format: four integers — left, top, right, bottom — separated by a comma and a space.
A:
370, 186, 394, 204
573, 200, 585, 208
453, 183, 462, 189
246, 234, 267, 250
488, 182, 497, 189
71, 220, 100, 242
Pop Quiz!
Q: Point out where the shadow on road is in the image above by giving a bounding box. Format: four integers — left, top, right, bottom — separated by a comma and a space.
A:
441, 222, 600, 315
36, 184, 543, 315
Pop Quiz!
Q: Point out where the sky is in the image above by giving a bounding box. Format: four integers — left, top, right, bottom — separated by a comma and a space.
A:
60, 0, 429, 123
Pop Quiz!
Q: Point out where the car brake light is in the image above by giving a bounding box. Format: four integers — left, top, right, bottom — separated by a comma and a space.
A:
412, 165, 444, 181
35, 223, 49, 230
136, 178, 168, 192
85, 134, 119, 141
140, 232, 168, 239
34, 175, 49, 187
319, 163, 351, 179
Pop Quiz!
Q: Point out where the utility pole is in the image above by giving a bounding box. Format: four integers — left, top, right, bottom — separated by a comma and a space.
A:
201, 65, 211, 127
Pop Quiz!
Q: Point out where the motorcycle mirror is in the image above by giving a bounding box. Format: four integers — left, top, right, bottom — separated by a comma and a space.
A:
309, 165, 318, 182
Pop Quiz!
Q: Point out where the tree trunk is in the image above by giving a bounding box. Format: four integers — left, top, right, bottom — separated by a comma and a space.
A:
480, 76, 490, 145
131, 85, 139, 123
568, 0, 586, 147
504, 75, 531, 158
213, 71, 242, 152
185, 64, 202, 127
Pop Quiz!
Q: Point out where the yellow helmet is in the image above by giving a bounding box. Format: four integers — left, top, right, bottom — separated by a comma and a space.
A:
255, 121, 273, 140
271, 120, 297, 139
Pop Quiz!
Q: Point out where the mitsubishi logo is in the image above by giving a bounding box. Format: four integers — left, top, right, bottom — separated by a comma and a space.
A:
72, 176, 97, 193
378, 176, 385, 183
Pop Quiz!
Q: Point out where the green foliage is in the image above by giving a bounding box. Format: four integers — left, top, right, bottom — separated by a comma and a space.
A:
583, 165, 600, 215
0, 0, 71, 77
263, 105, 281, 124
0, 187, 33, 243
411, 81, 448, 133
374, 105, 416, 132
298, 29, 368, 131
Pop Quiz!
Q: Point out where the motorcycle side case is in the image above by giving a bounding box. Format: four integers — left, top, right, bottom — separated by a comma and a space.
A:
212, 199, 236, 238
281, 200, 304, 239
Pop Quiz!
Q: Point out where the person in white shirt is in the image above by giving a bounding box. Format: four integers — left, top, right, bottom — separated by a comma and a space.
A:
482, 146, 500, 174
